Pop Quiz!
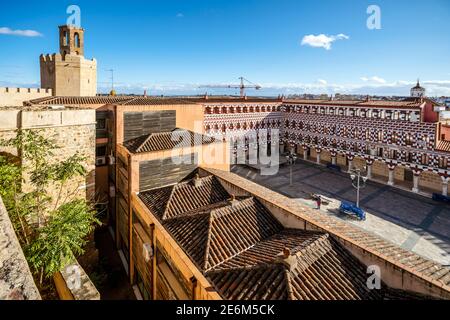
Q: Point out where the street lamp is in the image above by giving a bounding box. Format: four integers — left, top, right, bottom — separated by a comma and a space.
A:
286, 153, 298, 186
349, 167, 368, 208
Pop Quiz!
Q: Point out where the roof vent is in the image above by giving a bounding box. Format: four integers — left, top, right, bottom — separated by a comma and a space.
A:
193, 173, 202, 188
275, 247, 298, 272
229, 194, 239, 207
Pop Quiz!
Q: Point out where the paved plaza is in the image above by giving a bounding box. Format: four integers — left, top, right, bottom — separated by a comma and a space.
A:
231, 161, 450, 266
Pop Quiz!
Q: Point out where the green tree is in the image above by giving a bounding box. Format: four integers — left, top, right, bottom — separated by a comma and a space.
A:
0, 129, 100, 284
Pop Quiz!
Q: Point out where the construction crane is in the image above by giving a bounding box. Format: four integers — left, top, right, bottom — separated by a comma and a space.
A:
200, 77, 262, 98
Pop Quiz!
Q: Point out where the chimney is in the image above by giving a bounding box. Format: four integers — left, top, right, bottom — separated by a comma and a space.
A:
204, 92, 209, 100
143, 90, 147, 97
193, 173, 202, 187
243, 94, 248, 101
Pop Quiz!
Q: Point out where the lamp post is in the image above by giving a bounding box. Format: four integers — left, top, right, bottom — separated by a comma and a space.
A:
350, 167, 368, 208
286, 153, 298, 186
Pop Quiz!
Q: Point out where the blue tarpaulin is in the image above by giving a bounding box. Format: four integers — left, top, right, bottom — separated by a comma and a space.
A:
339, 201, 366, 220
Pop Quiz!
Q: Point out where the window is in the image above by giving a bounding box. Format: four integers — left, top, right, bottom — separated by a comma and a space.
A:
405, 133, 413, 146
421, 154, 428, 165
378, 131, 383, 142
63, 31, 68, 46
96, 145, 107, 157
74, 32, 80, 48
96, 118, 106, 130
386, 111, 392, 120
392, 132, 398, 144
439, 157, 448, 169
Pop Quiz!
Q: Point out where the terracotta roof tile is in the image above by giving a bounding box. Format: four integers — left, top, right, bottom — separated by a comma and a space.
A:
139, 175, 230, 220
25, 96, 197, 106
283, 98, 424, 109
437, 140, 450, 152
205, 168, 450, 291
139, 172, 436, 300
123, 129, 216, 153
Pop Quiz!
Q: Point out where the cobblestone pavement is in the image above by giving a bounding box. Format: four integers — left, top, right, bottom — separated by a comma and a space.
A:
231, 162, 450, 266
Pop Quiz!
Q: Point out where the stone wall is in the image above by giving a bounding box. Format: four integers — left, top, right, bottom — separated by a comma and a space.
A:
0, 196, 41, 300
0, 108, 96, 204
53, 261, 100, 300
0, 87, 52, 107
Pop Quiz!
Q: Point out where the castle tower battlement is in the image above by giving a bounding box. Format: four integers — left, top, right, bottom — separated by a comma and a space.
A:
40, 25, 97, 97
0, 87, 53, 107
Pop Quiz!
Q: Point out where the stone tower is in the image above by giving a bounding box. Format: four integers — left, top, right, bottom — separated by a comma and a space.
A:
59, 25, 84, 57
40, 25, 97, 96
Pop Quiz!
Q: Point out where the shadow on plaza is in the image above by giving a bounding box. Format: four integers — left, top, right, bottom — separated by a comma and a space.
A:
231, 161, 450, 263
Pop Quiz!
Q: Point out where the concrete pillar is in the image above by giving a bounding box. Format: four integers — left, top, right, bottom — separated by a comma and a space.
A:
331, 156, 337, 165
366, 164, 372, 179
412, 174, 420, 193
441, 176, 449, 196
387, 169, 395, 186
316, 152, 321, 164
303, 148, 308, 160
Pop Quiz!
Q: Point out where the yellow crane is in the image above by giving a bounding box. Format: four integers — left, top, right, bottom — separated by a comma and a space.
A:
200, 77, 261, 98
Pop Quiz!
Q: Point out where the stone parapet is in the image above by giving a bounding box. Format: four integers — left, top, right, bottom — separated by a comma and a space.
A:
0, 196, 41, 300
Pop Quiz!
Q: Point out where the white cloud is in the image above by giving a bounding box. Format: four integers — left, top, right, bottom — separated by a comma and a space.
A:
361, 76, 386, 84
91, 79, 450, 97
176, 13, 184, 18
301, 33, 349, 50
0, 27, 42, 37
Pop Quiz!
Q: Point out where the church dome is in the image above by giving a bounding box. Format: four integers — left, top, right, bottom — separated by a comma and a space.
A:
410, 80, 425, 98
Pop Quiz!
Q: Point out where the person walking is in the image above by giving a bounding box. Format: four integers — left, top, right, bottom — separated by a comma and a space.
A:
316, 196, 322, 210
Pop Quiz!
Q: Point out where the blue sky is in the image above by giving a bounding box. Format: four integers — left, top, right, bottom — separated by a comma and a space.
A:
1, 0, 449, 96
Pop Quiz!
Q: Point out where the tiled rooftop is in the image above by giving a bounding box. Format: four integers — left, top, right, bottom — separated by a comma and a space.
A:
437, 140, 450, 152
205, 168, 450, 290
24, 96, 196, 106
138, 171, 438, 300
25, 95, 435, 109
123, 128, 216, 153
283, 98, 425, 108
